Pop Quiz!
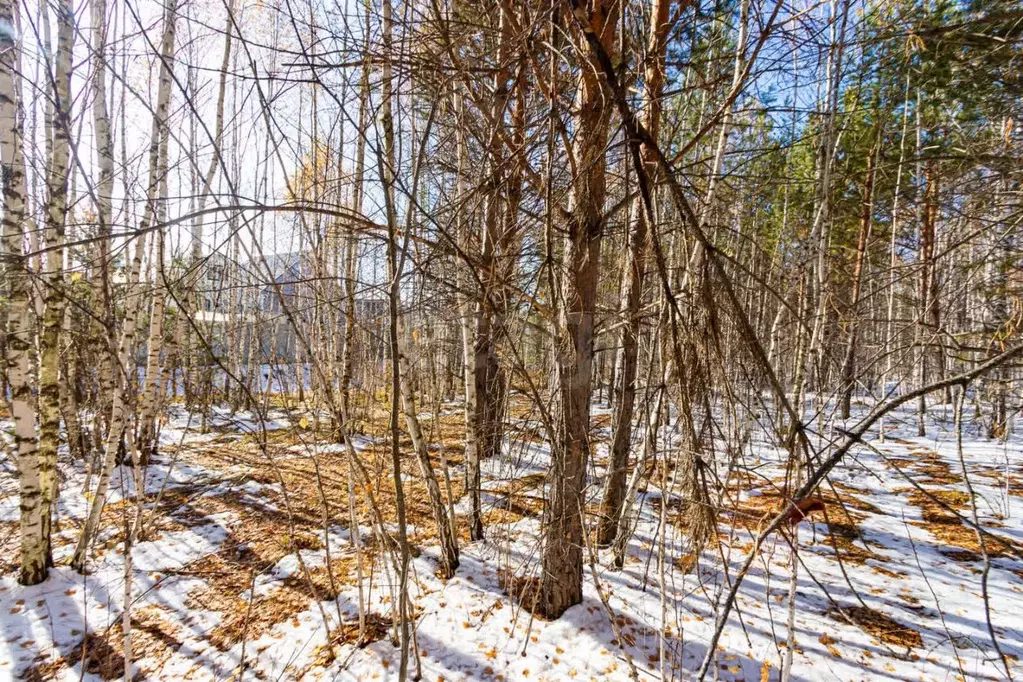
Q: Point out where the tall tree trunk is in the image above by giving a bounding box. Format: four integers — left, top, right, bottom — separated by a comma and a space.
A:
90, 0, 116, 447
838, 145, 876, 419
467, 8, 517, 542
35, 0, 75, 578
377, 1, 411, 676
879, 73, 911, 441
153, 2, 234, 452
926, 167, 945, 401
805, 0, 850, 397
540, 0, 618, 620
1, 0, 47, 586
58, 301, 84, 460
137, 110, 174, 465
342, 5, 369, 423
137, 224, 167, 465
71, 0, 178, 572
599, 0, 675, 547
386, 97, 459, 581
398, 357, 459, 577
916, 162, 936, 434
454, 90, 482, 540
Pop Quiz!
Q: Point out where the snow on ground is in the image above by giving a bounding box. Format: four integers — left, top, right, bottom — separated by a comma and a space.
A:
1, 400, 1021, 681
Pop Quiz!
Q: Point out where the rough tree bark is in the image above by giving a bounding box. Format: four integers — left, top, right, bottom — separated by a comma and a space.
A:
466, 7, 519, 541
377, 1, 412, 676
137, 130, 170, 466
916, 162, 938, 435
838, 143, 877, 419
599, 0, 675, 547
540, 0, 618, 620
454, 89, 482, 538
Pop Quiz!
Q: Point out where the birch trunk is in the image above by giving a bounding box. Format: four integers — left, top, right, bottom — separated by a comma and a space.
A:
34, 0, 74, 580
71, 0, 178, 572
137, 220, 167, 464
451, 89, 482, 540
34, 0, 75, 577
137, 108, 174, 464
1, 0, 48, 585
90, 0, 116, 443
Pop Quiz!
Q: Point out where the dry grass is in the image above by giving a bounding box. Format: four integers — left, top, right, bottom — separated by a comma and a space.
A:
194, 556, 360, 651
332, 612, 396, 646
885, 445, 961, 488
486, 472, 546, 497
505, 395, 539, 421
23, 607, 181, 681
50, 632, 125, 681
206, 581, 309, 651
179, 407, 468, 537
883, 445, 1023, 562
1009, 473, 1023, 498
727, 487, 859, 529
5, 393, 590, 674
481, 508, 530, 525
301, 612, 399, 673
179, 523, 364, 652
480, 473, 546, 524
717, 482, 896, 569
901, 487, 1023, 562
827, 605, 922, 649
818, 521, 876, 564
0, 520, 19, 575
674, 551, 699, 574
496, 568, 548, 620
829, 481, 883, 515
135, 401, 475, 654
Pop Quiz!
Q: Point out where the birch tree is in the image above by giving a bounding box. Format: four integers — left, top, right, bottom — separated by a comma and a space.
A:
71, 0, 179, 572
1, 0, 49, 586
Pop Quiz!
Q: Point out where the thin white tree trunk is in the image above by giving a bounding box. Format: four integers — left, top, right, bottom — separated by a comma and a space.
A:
36, 0, 75, 580
137, 126, 171, 463
1, 0, 47, 586
71, 0, 178, 572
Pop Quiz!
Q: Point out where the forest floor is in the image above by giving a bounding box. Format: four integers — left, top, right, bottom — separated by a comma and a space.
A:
1, 396, 1022, 681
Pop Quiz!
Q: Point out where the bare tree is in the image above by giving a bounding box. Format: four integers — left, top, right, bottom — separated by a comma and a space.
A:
71, 0, 179, 572
540, 0, 619, 620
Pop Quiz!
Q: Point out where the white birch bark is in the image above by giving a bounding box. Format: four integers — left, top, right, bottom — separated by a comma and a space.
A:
1, 0, 47, 586
71, 0, 178, 571
36, 0, 75, 579
136, 130, 170, 464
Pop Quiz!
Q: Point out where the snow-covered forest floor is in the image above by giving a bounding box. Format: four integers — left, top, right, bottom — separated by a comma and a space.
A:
1, 397, 1021, 681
